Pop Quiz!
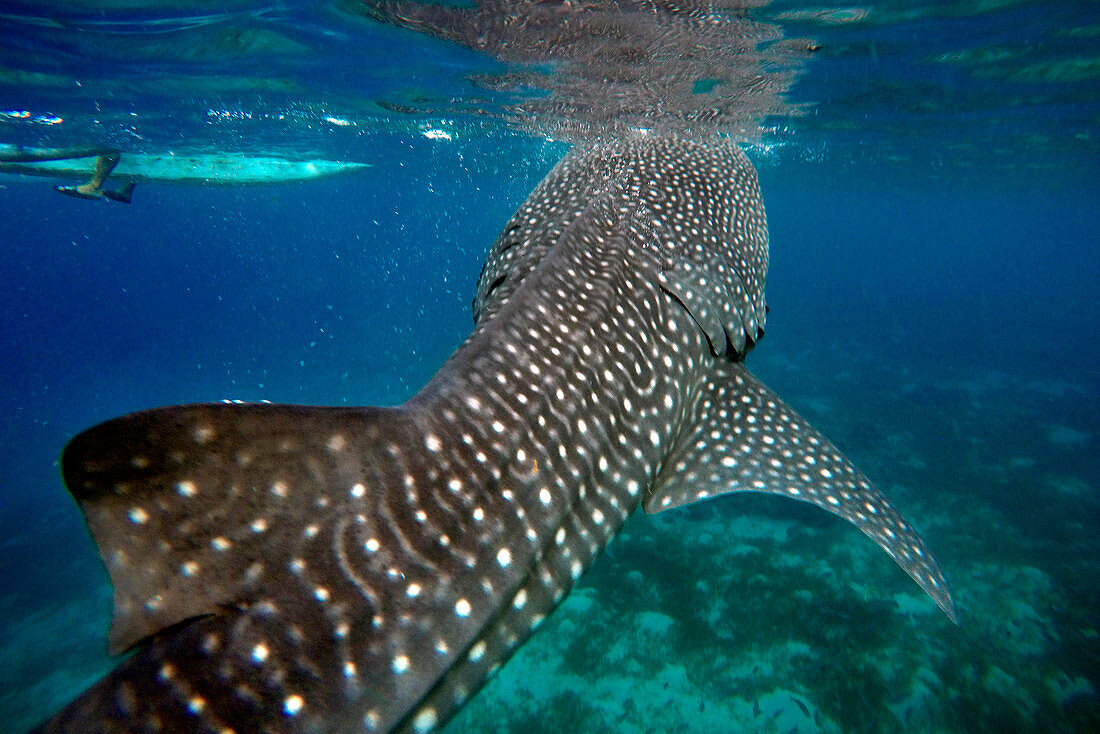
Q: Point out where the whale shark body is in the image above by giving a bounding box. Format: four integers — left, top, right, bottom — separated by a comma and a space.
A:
40, 136, 955, 733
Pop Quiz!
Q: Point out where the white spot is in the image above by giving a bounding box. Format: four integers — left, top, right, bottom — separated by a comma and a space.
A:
497, 548, 512, 567
351, 483, 366, 498
188, 697, 206, 714
456, 598, 472, 617
271, 480, 289, 497
422, 128, 451, 140
407, 583, 422, 598
210, 536, 230, 551
392, 654, 410, 674
365, 538, 380, 552
180, 561, 199, 577
251, 644, 269, 663
128, 507, 149, 525
512, 589, 527, 609
251, 518, 269, 533
539, 488, 553, 505
314, 587, 330, 602
468, 641, 487, 662
284, 694, 304, 716
176, 480, 197, 498
412, 708, 438, 733
425, 434, 442, 452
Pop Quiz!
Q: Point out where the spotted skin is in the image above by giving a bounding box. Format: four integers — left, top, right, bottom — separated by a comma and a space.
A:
39, 136, 955, 734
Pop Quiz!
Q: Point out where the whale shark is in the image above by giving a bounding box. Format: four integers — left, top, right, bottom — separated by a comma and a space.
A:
38, 135, 956, 733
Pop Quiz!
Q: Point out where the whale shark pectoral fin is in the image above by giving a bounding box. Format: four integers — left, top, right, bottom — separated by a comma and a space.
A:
62, 402, 403, 654
645, 362, 958, 623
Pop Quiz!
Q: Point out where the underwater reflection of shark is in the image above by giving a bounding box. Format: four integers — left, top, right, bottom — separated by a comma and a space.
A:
38, 136, 956, 733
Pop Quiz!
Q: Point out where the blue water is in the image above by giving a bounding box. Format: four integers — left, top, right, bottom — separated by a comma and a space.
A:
1, 1, 1098, 732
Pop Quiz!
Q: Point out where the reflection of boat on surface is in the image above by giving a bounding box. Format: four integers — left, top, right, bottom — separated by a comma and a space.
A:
0, 146, 372, 188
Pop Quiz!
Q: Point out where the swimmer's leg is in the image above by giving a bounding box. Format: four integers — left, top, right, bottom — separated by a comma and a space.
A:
55, 153, 132, 202
78, 152, 121, 195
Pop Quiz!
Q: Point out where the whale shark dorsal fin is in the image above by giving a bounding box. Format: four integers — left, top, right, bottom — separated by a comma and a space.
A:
644, 362, 958, 623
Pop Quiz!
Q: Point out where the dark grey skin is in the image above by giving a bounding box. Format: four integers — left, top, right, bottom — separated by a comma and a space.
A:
39, 136, 954, 734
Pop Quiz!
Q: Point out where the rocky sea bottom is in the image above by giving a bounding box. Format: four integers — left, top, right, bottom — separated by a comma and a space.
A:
444, 343, 1098, 734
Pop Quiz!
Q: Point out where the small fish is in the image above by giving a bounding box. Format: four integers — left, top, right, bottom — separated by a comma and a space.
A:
38, 136, 955, 733
791, 696, 811, 718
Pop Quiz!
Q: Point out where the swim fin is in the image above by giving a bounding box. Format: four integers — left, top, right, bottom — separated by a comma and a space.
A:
103, 182, 134, 203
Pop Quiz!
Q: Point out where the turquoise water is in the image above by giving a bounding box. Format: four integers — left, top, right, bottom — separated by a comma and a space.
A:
0, 2, 1097, 732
